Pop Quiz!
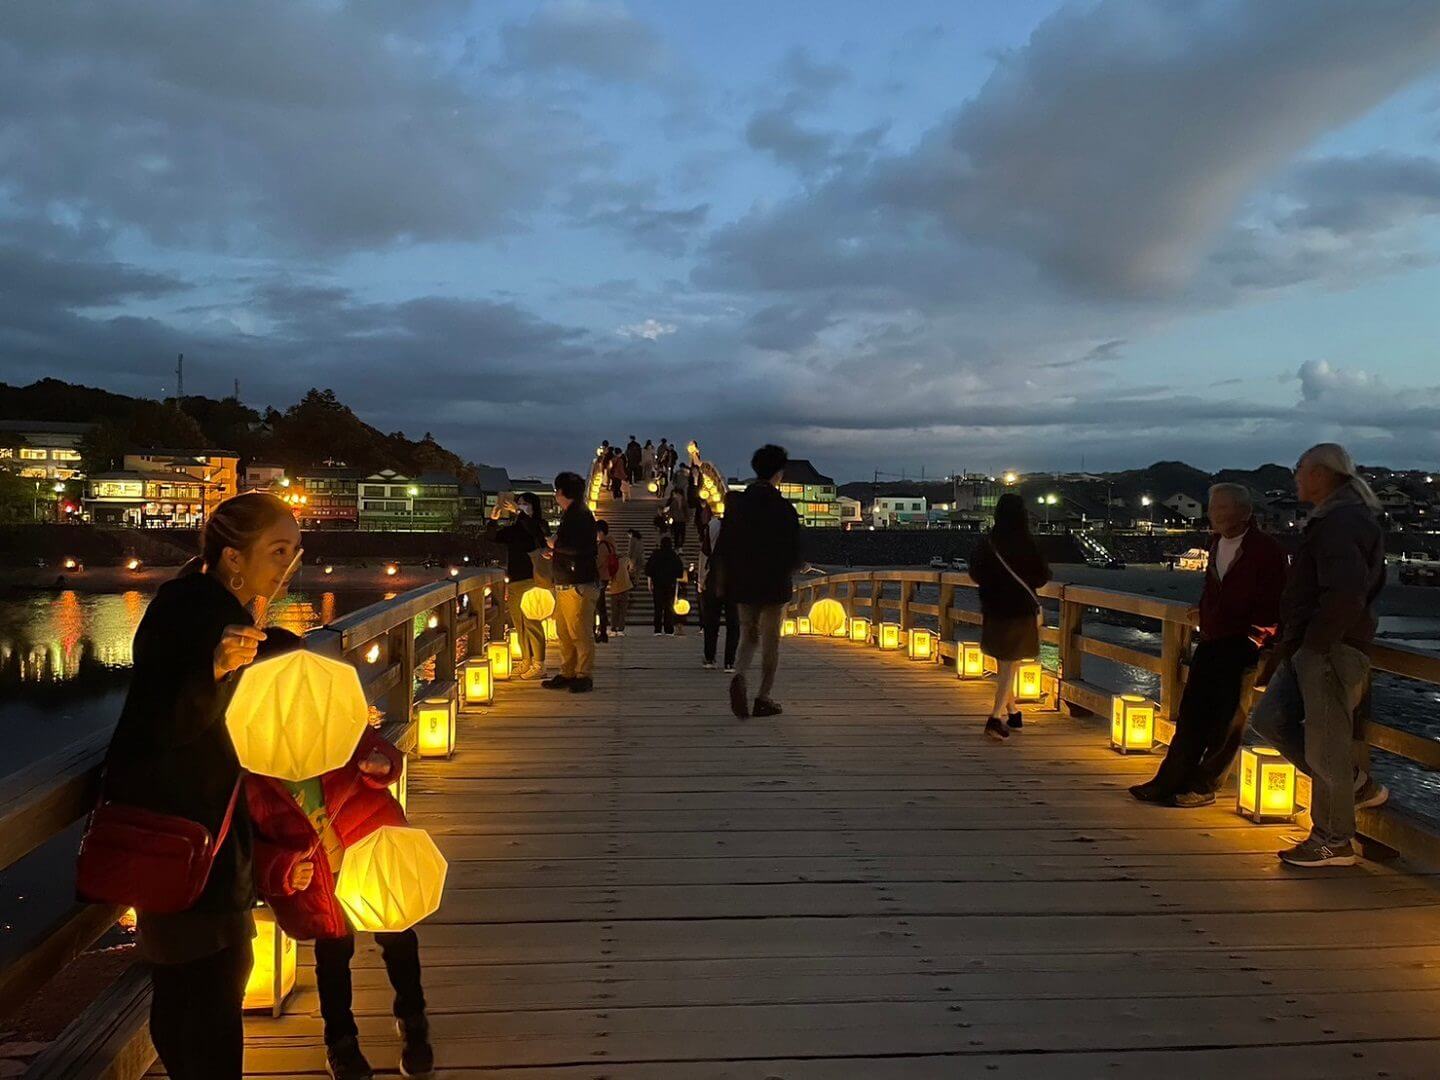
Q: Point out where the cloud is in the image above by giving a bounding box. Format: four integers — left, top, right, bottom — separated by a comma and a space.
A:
500, 1, 667, 83
617, 318, 677, 341
1284, 153, 1440, 235
745, 109, 836, 175
564, 180, 709, 256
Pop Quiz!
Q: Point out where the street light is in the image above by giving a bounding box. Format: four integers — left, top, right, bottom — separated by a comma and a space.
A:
1140, 495, 1154, 533
1003, 471, 1018, 485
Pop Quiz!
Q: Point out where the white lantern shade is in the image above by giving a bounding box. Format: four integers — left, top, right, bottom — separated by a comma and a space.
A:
226, 650, 369, 782
334, 826, 448, 933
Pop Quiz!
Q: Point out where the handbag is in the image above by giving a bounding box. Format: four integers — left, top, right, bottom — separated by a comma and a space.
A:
76, 777, 242, 914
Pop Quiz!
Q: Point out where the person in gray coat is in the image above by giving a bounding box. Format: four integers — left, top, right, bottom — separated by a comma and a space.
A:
1249, 443, 1388, 868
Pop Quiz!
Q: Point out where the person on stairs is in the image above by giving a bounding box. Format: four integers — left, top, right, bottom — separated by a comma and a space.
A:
641, 440, 656, 483
698, 500, 739, 671
595, 518, 618, 643
607, 447, 627, 501
607, 522, 634, 635
486, 491, 549, 680
969, 493, 1051, 741
646, 535, 685, 636
625, 436, 642, 484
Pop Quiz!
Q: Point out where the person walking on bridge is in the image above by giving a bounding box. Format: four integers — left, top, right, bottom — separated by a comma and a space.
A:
646, 535, 685, 635
625, 436, 642, 483
641, 440, 656, 482
486, 491, 549, 680
1131, 484, 1286, 807
699, 500, 739, 671
970, 493, 1051, 741
718, 444, 802, 718
545, 471, 600, 693
1248, 444, 1388, 867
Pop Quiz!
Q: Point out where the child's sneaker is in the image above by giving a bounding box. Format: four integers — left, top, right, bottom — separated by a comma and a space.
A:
397, 1014, 435, 1079
326, 1035, 374, 1080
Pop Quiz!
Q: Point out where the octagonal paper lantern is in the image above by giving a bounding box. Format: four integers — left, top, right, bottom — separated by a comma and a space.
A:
520, 586, 556, 622
227, 650, 369, 782
334, 825, 448, 933
809, 598, 847, 638
673, 595, 691, 616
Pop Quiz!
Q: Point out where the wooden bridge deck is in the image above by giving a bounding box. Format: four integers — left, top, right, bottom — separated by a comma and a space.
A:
230, 633, 1440, 1078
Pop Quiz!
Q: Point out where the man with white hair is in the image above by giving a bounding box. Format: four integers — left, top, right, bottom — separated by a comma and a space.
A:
1249, 444, 1388, 867
1131, 483, 1286, 807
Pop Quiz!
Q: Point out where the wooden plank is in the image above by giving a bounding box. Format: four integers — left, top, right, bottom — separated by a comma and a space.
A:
24, 963, 154, 1080
0, 903, 123, 1017
0, 728, 107, 870
1077, 635, 1165, 675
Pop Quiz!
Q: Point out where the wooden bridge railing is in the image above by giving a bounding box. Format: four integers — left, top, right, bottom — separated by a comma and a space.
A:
788, 569, 1440, 867
5, 569, 505, 1079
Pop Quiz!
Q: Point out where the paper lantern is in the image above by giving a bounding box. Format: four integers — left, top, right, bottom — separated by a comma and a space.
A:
673, 596, 691, 616
415, 682, 457, 759
878, 622, 902, 650
1013, 659, 1044, 703
849, 617, 871, 643
781, 617, 797, 637
389, 753, 409, 812
461, 657, 493, 707
521, 586, 556, 622
334, 826, 448, 933
508, 628, 523, 661
809, 598, 847, 637
907, 628, 936, 661
543, 616, 559, 642
1237, 746, 1298, 822
796, 616, 812, 636
956, 642, 985, 679
1110, 694, 1155, 754
647, 481, 659, 494
243, 907, 296, 1015
226, 650, 369, 782
486, 639, 512, 680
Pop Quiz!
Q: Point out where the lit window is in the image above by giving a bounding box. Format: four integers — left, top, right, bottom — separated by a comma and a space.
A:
19, 448, 47, 460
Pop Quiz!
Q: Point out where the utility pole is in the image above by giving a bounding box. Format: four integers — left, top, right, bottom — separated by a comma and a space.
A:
175, 353, 184, 400
234, 378, 240, 401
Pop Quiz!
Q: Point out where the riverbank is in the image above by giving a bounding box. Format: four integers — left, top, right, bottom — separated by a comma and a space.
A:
0, 560, 492, 596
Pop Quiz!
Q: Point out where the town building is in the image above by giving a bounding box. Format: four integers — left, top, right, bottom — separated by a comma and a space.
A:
291, 466, 365, 529
873, 495, 928, 528
1164, 492, 1204, 522
123, 449, 239, 520
0, 420, 91, 481
242, 462, 288, 492
778, 459, 839, 528
357, 470, 459, 531
84, 468, 208, 527
835, 496, 863, 528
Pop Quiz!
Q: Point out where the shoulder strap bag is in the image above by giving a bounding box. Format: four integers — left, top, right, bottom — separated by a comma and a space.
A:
991, 543, 1044, 631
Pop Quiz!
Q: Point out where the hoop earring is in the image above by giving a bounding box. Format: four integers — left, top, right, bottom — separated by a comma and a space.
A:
229, 573, 245, 592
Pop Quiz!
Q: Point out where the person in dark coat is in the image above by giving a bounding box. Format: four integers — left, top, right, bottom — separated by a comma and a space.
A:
625, 436, 642, 483
699, 499, 740, 671
544, 471, 600, 693
716, 444, 802, 718
970, 493, 1051, 740
100, 492, 301, 1080
486, 491, 550, 680
645, 535, 685, 635
1132, 484, 1287, 807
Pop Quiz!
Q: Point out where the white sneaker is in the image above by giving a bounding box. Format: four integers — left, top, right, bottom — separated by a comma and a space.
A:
519, 663, 545, 681
703, 661, 716, 670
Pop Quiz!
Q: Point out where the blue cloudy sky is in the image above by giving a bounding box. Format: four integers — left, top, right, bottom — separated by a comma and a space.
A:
4, 0, 1440, 481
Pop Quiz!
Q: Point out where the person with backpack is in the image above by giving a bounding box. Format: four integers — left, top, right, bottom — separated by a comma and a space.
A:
970, 493, 1052, 741
606, 523, 634, 636
645, 535, 685, 636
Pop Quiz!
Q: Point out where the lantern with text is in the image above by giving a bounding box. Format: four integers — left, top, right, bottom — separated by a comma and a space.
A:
796, 616, 812, 635
1237, 746, 1298, 822
508, 628, 523, 661
907, 628, 936, 661
809, 598, 848, 638
543, 616, 559, 642
1013, 659, 1044, 703
334, 826, 448, 933
849, 616, 871, 643
781, 617, 797, 637
486, 639, 512, 680
415, 682, 457, 759
520, 586, 556, 622
461, 657, 493, 707
1110, 694, 1156, 754
956, 642, 986, 679
226, 650, 368, 782
878, 622, 902, 651
243, 906, 297, 1016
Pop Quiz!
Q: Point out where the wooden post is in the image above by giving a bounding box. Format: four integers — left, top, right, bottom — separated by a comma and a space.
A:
898, 578, 914, 632
385, 621, 415, 726
870, 574, 882, 622
1057, 591, 1087, 716
938, 580, 955, 644
438, 592, 457, 681
1159, 617, 1191, 722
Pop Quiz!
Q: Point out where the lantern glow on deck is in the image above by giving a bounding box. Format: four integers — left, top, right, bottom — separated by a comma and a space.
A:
508, 629, 523, 661
1013, 659, 1044, 703
809, 599, 848, 638
956, 642, 986, 679
1110, 694, 1155, 754
334, 826, 448, 933
848, 617, 871, 643
781, 617, 797, 637
878, 622, 902, 650
461, 657, 494, 706
415, 682, 457, 759
907, 628, 936, 661
1237, 746, 1298, 822
243, 907, 297, 1015
486, 639, 512, 680
796, 616, 812, 635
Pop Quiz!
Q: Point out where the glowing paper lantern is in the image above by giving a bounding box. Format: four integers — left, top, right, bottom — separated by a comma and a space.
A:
415, 682, 457, 759
796, 616, 812, 636
243, 907, 297, 1015
674, 596, 691, 616
849, 617, 871, 643
956, 642, 985, 679
226, 650, 369, 782
878, 622, 902, 651
389, 753, 409, 812
647, 481, 659, 494
809, 598, 847, 638
1110, 694, 1155, 754
1237, 746, 1298, 822
486, 639, 512, 680
1013, 659, 1044, 703
461, 657, 493, 707
508, 628, 523, 661
334, 826, 448, 933
907, 628, 936, 661
781, 618, 797, 637
521, 586, 556, 622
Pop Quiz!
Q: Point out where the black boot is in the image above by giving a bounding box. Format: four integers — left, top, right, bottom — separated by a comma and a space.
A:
397, 1014, 435, 1079
326, 1035, 374, 1080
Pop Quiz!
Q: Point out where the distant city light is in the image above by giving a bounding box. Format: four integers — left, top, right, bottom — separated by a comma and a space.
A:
1003, 471, 1018, 485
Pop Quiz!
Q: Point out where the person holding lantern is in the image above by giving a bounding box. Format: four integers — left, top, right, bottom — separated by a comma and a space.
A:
97, 492, 300, 1080
486, 491, 550, 680
545, 470, 601, 692
246, 713, 436, 1079
646, 534, 685, 635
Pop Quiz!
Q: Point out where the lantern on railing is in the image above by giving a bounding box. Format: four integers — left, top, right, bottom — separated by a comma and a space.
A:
1237, 746, 1298, 822
461, 657, 494, 707
243, 906, 297, 1015
1013, 659, 1044, 703
796, 616, 812, 636
781, 617, 797, 637
907, 628, 936, 661
486, 639, 512, 680
1110, 694, 1155, 754
809, 598, 847, 638
520, 586, 556, 622
334, 826, 448, 933
878, 622, 902, 650
956, 642, 986, 679
543, 616, 559, 642
508, 628, 523, 661
848, 617, 871, 643
415, 682, 457, 759
226, 650, 369, 782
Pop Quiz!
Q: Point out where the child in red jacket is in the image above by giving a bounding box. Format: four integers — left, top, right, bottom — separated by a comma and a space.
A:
246, 727, 434, 1080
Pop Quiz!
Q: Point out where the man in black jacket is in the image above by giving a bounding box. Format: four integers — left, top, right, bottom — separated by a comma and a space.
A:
717, 444, 802, 718
544, 471, 600, 693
